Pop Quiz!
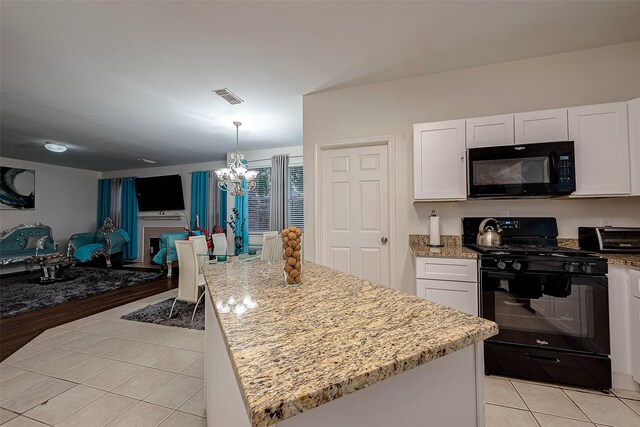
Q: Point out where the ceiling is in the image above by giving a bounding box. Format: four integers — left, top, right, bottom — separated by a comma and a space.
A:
2, 1, 640, 171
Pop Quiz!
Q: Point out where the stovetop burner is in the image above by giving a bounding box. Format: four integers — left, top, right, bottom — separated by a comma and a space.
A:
466, 243, 597, 257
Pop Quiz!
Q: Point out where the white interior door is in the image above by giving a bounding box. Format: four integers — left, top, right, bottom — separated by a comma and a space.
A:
321, 144, 390, 286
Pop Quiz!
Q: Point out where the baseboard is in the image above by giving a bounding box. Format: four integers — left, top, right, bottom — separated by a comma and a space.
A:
612, 372, 640, 391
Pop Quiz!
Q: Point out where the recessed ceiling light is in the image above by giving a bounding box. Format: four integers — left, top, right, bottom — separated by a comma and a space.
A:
137, 158, 156, 164
44, 142, 67, 153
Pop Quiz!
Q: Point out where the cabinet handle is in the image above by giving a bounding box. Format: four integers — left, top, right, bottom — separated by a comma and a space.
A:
460, 156, 465, 161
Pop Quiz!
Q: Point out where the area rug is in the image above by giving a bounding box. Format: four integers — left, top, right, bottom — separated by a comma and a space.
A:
121, 298, 204, 330
0, 267, 164, 318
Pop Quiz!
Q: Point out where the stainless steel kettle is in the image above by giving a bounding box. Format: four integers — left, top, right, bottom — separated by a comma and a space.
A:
477, 217, 503, 247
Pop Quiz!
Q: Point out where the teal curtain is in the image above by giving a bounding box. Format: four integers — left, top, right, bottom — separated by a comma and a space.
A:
234, 178, 249, 254
190, 171, 209, 230
120, 177, 138, 259
219, 188, 227, 230
97, 179, 112, 226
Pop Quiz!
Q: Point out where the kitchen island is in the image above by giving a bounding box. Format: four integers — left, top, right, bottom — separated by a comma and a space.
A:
203, 260, 497, 427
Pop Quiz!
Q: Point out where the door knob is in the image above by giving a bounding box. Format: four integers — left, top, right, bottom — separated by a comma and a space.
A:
381, 237, 388, 244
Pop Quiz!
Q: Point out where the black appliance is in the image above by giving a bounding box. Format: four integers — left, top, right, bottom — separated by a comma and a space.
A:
463, 217, 611, 390
467, 141, 575, 198
579, 226, 640, 253
135, 175, 185, 212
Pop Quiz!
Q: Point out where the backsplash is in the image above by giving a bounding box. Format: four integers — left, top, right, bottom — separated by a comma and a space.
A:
415, 197, 640, 238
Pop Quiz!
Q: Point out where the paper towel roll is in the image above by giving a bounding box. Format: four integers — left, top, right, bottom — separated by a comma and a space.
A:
430, 215, 441, 246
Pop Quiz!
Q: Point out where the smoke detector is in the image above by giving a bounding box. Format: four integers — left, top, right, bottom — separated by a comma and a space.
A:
213, 88, 243, 105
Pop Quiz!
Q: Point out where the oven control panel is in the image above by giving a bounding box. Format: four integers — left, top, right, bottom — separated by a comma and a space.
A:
480, 257, 607, 275
500, 219, 520, 231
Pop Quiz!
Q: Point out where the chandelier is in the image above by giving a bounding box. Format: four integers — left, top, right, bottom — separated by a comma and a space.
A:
214, 121, 258, 196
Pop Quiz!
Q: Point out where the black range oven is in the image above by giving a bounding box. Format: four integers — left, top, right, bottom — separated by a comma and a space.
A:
463, 217, 611, 391
467, 141, 575, 198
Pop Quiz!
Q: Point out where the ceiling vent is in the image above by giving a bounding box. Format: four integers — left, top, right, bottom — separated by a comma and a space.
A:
137, 158, 156, 164
213, 88, 243, 105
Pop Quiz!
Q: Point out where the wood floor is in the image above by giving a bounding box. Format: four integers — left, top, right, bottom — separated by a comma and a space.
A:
0, 272, 178, 361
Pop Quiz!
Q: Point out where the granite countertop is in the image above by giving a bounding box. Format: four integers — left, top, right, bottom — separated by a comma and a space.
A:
203, 261, 498, 427
600, 254, 640, 269
557, 238, 640, 269
409, 234, 478, 259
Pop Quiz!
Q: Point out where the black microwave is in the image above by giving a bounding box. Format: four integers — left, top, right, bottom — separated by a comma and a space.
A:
467, 141, 576, 198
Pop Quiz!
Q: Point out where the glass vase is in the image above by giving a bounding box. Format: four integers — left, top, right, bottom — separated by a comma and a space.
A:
282, 227, 303, 286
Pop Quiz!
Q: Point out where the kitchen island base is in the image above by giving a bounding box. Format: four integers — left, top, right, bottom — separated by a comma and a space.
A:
205, 292, 486, 427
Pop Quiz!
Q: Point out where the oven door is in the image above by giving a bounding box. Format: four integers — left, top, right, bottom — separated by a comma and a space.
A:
468, 141, 575, 197
480, 270, 609, 355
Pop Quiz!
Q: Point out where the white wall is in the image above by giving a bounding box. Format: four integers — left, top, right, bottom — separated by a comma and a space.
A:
0, 157, 100, 273
303, 40, 640, 294
102, 160, 226, 260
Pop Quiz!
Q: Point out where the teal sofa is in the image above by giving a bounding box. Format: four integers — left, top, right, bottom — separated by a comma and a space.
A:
0, 223, 59, 265
67, 218, 129, 267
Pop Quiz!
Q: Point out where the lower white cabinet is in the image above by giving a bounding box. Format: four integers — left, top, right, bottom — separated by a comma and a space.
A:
629, 97, 640, 196
608, 264, 640, 390
630, 268, 640, 383
416, 257, 478, 316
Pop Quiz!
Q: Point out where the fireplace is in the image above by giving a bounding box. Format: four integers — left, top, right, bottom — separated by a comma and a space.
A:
142, 226, 185, 265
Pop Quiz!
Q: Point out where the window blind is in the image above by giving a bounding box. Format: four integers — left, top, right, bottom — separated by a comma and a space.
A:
288, 165, 304, 231
248, 167, 271, 232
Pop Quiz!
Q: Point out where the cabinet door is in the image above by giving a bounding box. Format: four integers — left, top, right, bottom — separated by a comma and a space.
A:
631, 297, 640, 383
514, 108, 568, 144
417, 278, 478, 316
630, 268, 640, 299
466, 114, 514, 148
628, 98, 640, 196
569, 103, 630, 196
413, 120, 466, 201
608, 265, 632, 385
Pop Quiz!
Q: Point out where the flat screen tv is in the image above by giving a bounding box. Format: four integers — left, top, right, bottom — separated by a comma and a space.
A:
135, 175, 185, 211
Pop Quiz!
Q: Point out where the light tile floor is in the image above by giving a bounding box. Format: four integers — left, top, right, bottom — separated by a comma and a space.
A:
3, 289, 640, 426
485, 375, 640, 427
0, 290, 205, 427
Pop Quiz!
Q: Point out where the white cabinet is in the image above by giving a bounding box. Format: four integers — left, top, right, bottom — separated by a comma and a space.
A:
466, 114, 514, 148
514, 108, 568, 144
630, 268, 640, 384
628, 98, 640, 196
416, 257, 478, 316
608, 265, 640, 390
413, 120, 467, 201
569, 102, 630, 196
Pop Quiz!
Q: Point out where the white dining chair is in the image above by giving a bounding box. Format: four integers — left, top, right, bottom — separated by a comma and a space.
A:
212, 233, 228, 256
261, 232, 279, 261
172, 240, 206, 322
189, 235, 208, 271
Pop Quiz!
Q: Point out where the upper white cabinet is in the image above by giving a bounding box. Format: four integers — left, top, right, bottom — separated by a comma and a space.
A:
628, 97, 640, 196
569, 102, 630, 197
514, 108, 568, 144
466, 114, 514, 148
413, 120, 467, 201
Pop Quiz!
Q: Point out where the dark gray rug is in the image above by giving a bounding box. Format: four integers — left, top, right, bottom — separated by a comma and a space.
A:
0, 267, 164, 318
121, 298, 204, 330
